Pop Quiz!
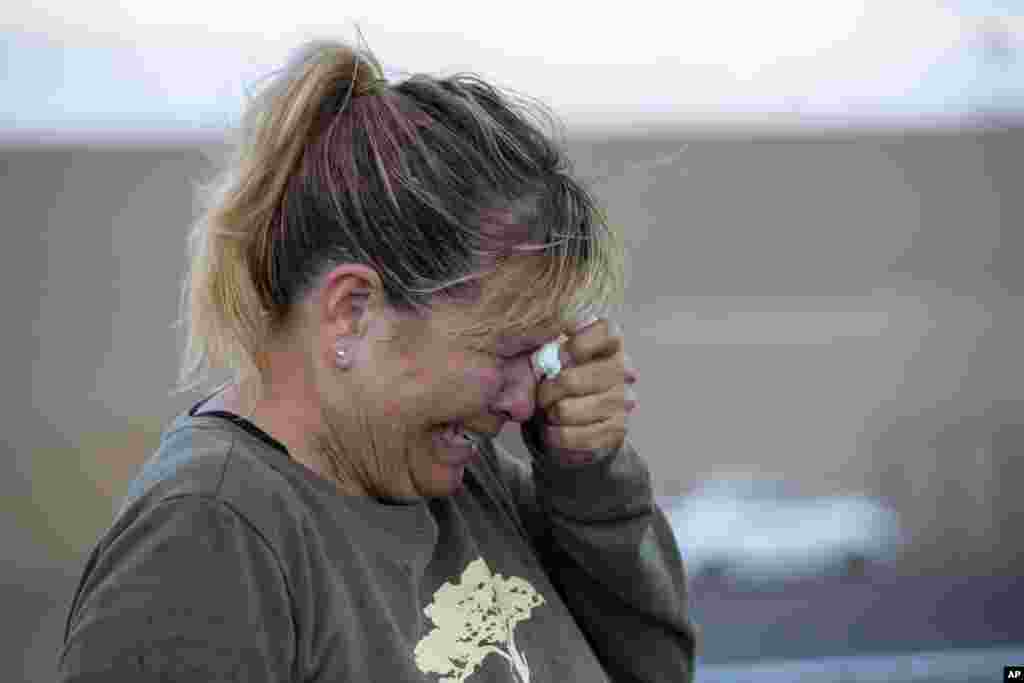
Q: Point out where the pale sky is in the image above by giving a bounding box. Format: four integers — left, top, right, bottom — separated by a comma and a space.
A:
3, 0, 1022, 138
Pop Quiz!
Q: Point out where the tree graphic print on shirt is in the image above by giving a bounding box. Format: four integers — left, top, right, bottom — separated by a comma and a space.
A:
414, 557, 546, 682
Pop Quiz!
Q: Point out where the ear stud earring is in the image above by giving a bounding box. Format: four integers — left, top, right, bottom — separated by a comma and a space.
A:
334, 342, 352, 369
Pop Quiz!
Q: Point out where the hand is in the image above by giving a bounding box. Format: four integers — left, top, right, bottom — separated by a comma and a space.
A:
530, 317, 639, 465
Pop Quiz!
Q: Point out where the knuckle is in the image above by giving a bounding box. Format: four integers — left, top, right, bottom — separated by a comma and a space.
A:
603, 435, 619, 451
544, 425, 555, 444
559, 369, 581, 395
554, 425, 572, 450
625, 386, 638, 411
613, 414, 628, 433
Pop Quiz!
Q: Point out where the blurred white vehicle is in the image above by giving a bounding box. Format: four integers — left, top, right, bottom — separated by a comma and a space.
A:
657, 476, 904, 583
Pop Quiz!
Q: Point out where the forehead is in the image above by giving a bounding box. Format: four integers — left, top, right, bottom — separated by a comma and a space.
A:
480, 265, 567, 327
437, 300, 562, 345
434, 280, 565, 347
430, 247, 579, 345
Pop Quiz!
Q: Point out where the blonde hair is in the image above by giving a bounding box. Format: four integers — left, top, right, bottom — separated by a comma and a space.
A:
173, 35, 626, 407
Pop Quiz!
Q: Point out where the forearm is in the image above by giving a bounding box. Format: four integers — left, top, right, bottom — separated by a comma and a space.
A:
524, 431, 697, 681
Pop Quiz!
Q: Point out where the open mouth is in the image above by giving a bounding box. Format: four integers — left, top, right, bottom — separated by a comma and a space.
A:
438, 422, 484, 450
433, 422, 489, 467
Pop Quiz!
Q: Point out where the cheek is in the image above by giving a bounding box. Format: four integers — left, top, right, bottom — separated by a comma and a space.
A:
463, 366, 503, 394
373, 356, 441, 419
441, 359, 504, 404
388, 356, 502, 414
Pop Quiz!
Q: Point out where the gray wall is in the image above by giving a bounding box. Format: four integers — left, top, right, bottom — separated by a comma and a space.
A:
5, 127, 1022, 581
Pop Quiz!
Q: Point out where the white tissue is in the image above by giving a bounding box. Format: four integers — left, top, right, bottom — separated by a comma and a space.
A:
533, 341, 562, 380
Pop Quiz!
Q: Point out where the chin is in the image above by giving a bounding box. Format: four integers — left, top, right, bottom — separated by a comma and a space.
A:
418, 462, 469, 499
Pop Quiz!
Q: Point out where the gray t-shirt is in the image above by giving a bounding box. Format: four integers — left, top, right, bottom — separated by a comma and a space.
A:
58, 399, 695, 681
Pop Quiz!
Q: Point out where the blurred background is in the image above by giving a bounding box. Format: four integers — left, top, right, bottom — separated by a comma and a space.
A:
4, 2, 1023, 681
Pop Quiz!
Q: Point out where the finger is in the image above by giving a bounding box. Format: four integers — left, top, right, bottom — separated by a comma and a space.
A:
537, 352, 633, 412
540, 413, 630, 454
544, 384, 638, 427
566, 312, 600, 336
623, 351, 639, 384
561, 318, 621, 367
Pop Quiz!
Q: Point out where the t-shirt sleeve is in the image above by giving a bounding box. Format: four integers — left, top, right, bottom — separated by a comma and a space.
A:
58, 494, 296, 683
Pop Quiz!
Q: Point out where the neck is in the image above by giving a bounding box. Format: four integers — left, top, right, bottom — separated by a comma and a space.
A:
219, 381, 335, 482
222, 379, 371, 497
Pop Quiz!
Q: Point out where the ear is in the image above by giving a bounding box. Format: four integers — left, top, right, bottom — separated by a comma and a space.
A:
318, 264, 384, 340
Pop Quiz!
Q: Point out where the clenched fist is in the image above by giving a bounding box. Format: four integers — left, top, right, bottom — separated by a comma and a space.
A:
529, 317, 638, 465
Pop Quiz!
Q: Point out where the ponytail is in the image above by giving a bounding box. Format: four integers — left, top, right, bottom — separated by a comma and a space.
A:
173, 39, 388, 407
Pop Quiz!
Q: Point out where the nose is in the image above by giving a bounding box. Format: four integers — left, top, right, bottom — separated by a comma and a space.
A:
489, 354, 538, 423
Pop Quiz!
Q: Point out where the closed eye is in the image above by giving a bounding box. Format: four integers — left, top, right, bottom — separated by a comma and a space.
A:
493, 347, 535, 363
487, 333, 558, 360
468, 343, 520, 361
